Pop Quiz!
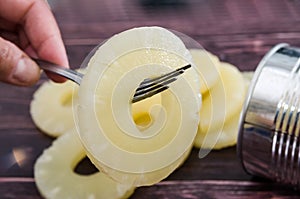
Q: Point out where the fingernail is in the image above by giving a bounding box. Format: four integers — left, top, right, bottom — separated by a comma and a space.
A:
13, 58, 39, 85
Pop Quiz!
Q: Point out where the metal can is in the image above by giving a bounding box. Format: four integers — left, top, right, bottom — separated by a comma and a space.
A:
238, 43, 300, 188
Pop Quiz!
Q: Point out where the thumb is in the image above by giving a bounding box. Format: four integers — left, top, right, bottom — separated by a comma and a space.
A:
0, 37, 40, 86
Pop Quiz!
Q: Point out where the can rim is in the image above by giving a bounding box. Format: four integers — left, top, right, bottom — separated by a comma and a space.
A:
236, 43, 290, 174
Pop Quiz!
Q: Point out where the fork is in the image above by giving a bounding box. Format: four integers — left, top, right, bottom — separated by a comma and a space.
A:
34, 59, 191, 103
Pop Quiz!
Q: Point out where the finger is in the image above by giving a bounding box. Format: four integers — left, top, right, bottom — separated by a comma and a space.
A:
20, 32, 67, 83
23, 45, 67, 82
0, 0, 69, 83
0, 37, 40, 86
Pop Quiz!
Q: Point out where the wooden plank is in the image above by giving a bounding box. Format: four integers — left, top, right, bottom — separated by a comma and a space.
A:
0, 178, 40, 199
131, 180, 300, 199
0, 179, 298, 199
48, 0, 300, 39
57, 20, 300, 40
0, 129, 52, 177
61, 34, 300, 72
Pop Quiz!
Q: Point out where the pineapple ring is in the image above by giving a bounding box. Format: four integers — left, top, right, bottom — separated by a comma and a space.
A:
196, 62, 246, 151
194, 109, 240, 149
189, 49, 221, 94
77, 27, 201, 186
30, 80, 79, 137
194, 70, 252, 149
34, 129, 135, 199
198, 62, 245, 134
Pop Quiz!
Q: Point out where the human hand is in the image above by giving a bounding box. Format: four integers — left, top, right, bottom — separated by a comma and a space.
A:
0, 0, 69, 86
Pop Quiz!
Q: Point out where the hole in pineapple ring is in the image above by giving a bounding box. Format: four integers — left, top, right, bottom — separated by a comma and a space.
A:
131, 95, 162, 131
133, 112, 152, 129
110, 65, 167, 139
133, 104, 164, 132
73, 156, 99, 175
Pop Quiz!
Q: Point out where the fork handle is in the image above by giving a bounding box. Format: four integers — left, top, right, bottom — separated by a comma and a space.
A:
34, 59, 83, 85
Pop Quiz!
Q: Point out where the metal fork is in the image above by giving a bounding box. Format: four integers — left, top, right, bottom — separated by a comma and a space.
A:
34, 59, 191, 103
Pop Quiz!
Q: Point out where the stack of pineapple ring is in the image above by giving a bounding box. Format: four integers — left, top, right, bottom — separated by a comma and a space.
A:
30, 26, 253, 198
190, 49, 252, 151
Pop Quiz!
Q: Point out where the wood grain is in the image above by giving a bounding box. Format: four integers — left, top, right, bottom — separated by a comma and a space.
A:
0, 179, 298, 199
1, 0, 300, 198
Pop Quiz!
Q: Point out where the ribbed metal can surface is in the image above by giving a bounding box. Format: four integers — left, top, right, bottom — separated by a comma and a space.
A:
238, 43, 300, 188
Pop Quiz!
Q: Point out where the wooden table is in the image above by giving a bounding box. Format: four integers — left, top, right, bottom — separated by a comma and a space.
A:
1, 0, 300, 198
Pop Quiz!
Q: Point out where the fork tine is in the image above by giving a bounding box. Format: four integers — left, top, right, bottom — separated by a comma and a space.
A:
177, 64, 192, 71
134, 77, 177, 97
137, 64, 191, 91
141, 64, 191, 84
132, 64, 191, 103
132, 86, 169, 103
136, 71, 183, 92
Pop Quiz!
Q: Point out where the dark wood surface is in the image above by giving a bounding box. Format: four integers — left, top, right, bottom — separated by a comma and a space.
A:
1, 0, 300, 198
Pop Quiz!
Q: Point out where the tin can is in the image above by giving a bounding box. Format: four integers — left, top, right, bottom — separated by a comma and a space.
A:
238, 43, 300, 188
